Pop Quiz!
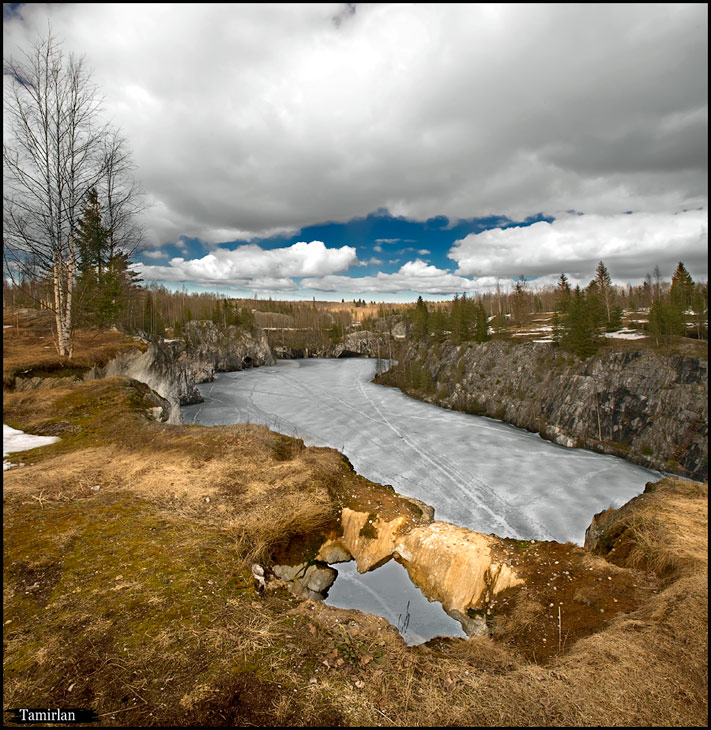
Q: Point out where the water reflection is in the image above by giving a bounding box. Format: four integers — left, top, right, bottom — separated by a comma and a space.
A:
325, 559, 467, 645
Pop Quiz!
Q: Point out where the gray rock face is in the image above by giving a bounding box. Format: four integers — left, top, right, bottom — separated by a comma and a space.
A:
316, 540, 353, 565
275, 331, 390, 359
387, 340, 708, 480
272, 562, 338, 600
11, 322, 274, 425
89, 322, 274, 423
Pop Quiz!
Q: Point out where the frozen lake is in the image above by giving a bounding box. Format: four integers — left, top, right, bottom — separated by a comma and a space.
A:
183, 358, 658, 644
183, 358, 658, 544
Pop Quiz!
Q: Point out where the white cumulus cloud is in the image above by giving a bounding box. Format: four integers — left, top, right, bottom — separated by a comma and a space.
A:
449, 210, 708, 284
135, 240, 358, 289
303, 260, 498, 295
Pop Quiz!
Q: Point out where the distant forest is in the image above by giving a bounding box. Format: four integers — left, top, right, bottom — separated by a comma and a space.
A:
4, 257, 707, 358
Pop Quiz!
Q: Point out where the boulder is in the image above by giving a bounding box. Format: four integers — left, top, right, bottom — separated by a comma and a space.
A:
315, 539, 352, 564
339, 508, 409, 572
272, 562, 337, 601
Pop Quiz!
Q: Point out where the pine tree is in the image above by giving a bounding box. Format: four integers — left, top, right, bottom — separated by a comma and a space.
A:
593, 260, 620, 330
647, 299, 685, 347
555, 273, 572, 313
584, 280, 606, 329
474, 300, 490, 342
76, 189, 109, 278
240, 307, 255, 330
429, 308, 447, 341
558, 286, 601, 358
670, 262, 694, 314
75, 189, 126, 328
448, 294, 462, 343
411, 296, 429, 339
511, 276, 529, 326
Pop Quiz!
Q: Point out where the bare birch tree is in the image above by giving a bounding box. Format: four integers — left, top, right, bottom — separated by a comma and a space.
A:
3, 32, 140, 356
100, 127, 145, 261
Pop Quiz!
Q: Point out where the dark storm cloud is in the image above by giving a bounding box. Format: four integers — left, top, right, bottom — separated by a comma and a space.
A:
4, 3, 707, 294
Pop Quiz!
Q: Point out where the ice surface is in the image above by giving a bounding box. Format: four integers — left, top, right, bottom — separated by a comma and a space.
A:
3, 424, 59, 470
183, 359, 658, 545
182, 359, 659, 642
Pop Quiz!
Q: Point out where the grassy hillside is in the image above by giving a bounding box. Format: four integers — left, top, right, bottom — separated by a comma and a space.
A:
2, 314, 707, 726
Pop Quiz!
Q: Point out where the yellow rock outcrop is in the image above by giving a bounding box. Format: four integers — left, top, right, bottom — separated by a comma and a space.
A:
333, 505, 524, 636
395, 521, 523, 634
339, 508, 409, 572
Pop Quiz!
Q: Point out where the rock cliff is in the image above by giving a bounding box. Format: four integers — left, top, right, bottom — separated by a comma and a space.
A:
97, 321, 274, 422
274, 330, 390, 360
377, 340, 708, 480
13, 321, 275, 424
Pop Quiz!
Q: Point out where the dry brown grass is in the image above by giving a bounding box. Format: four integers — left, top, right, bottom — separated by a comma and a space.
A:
3, 308, 145, 387
625, 492, 708, 579
590, 478, 708, 583
2, 318, 707, 726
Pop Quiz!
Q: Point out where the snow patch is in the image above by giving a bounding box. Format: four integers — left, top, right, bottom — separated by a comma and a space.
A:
3, 424, 59, 470
603, 330, 646, 340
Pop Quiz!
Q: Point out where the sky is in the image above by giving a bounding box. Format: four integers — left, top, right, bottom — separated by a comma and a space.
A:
3, 3, 708, 301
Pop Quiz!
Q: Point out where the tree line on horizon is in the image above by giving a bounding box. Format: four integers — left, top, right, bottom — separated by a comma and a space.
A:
397, 260, 707, 357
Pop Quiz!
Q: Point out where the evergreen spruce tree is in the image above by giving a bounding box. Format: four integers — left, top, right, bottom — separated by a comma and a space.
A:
448, 294, 462, 343
592, 260, 621, 331
555, 273, 572, 313
411, 296, 429, 339
670, 262, 694, 315
429, 308, 447, 341
211, 299, 224, 326
462, 293, 477, 340
559, 286, 601, 357
474, 300, 490, 342
240, 307, 256, 330
647, 299, 684, 347
76, 189, 109, 277
73, 188, 142, 328
75, 189, 123, 327
584, 280, 606, 329
511, 276, 529, 326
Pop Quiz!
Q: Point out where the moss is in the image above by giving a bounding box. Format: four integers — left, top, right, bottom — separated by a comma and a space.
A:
359, 513, 379, 539
3, 490, 260, 715
511, 540, 533, 554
